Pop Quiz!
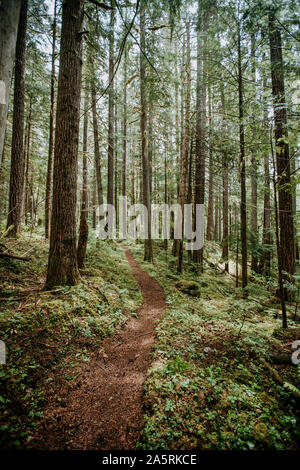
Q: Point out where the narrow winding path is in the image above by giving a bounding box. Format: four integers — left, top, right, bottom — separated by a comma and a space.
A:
29, 248, 165, 450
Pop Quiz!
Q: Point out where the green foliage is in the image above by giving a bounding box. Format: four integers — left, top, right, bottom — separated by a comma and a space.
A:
130, 242, 300, 450
0, 235, 141, 449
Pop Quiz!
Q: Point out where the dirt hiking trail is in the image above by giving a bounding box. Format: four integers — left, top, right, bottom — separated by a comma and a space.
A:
29, 247, 165, 450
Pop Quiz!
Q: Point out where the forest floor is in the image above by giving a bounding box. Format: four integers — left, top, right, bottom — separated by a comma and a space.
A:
0, 232, 300, 450
129, 242, 300, 450
28, 247, 165, 450
0, 232, 142, 448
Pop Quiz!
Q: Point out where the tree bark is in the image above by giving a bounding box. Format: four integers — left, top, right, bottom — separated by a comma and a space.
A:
193, 7, 206, 267
77, 85, 89, 269
187, 127, 193, 263
214, 194, 218, 241
271, 133, 287, 328
220, 83, 229, 272
164, 132, 168, 251
250, 35, 258, 273
140, 0, 153, 262
122, 46, 127, 199
259, 71, 272, 277
24, 96, 32, 226
45, 0, 57, 239
92, 167, 97, 229
269, 11, 295, 278
0, 0, 22, 159
235, 203, 239, 287
6, 0, 28, 237
177, 24, 191, 273
91, 73, 103, 207
206, 88, 214, 242
237, 23, 248, 288
107, 1, 115, 207
46, 0, 84, 288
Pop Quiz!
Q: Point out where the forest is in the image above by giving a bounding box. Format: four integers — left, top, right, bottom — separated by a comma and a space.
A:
0, 0, 299, 454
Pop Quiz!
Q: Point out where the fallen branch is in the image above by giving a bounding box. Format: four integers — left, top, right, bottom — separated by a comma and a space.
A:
0, 252, 30, 261
269, 353, 296, 366
87, 0, 113, 9
262, 359, 300, 399
148, 24, 168, 31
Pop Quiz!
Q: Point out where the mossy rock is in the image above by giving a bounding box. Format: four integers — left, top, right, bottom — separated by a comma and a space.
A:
199, 281, 209, 288
253, 422, 275, 446
272, 326, 300, 341
175, 280, 200, 297
166, 273, 180, 281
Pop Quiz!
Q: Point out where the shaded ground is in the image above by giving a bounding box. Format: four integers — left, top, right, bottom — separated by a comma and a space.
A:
28, 247, 165, 450
130, 243, 300, 450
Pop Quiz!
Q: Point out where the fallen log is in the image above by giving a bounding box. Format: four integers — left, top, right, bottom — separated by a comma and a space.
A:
261, 359, 300, 399
0, 253, 30, 261
269, 353, 297, 366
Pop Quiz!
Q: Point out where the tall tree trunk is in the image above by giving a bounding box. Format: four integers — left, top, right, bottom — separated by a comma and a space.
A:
0, 0, 22, 159
177, 24, 191, 273
235, 203, 239, 287
260, 72, 272, 277
45, 0, 57, 239
290, 150, 298, 262
122, 47, 127, 199
91, 74, 103, 207
24, 96, 32, 226
131, 153, 135, 205
148, 107, 153, 198
77, 86, 89, 269
114, 99, 118, 227
107, 1, 115, 207
6, 0, 28, 237
214, 194, 219, 241
269, 11, 295, 278
250, 35, 258, 273
271, 134, 287, 328
206, 88, 214, 242
140, 0, 153, 262
121, 47, 127, 238
193, 7, 206, 267
46, 0, 83, 288
164, 133, 168, 251
237, 22, 248, 288
221, 83, 229, 272
187, 128, 193, 263
172, 41, 184, 258
92, 167, 96, 229
0, 128, 8, 216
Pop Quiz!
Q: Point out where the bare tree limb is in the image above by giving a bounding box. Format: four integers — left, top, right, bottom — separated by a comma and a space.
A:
87, 0, 113, 10
0, 253, 30, 261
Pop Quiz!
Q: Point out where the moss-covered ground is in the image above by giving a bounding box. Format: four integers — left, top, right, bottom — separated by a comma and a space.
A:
1, 232, 299, 450
0, 231, 141, 449
126, 242, 300, 450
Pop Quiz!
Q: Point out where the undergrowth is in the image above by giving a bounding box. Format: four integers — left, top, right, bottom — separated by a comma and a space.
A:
0, 231, 141, 449
128, 242, 300, 450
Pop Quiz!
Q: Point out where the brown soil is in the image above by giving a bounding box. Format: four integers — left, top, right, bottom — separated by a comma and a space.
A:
28, 247, 165, 450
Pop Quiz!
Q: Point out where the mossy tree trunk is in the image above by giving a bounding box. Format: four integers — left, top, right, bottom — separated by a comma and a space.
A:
269, 11, 295, 279
77, 84, 89, 269
45, 0, 57, 239
6, 0, 28, 237
0, 0, 22, 159
46, 0, 83, 288
140, 0, 153, 262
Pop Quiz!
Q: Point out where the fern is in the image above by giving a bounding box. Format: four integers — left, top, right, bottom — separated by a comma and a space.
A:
283, 382, 300, 398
